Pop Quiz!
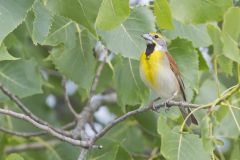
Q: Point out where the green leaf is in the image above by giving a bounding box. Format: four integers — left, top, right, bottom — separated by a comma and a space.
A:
135, 111, 158, 136
168, 38, 199, 100
99, 7, 155, 59
6, 154, 24, 160
230, 140, 240, 160
218, 55, 233, 75
0, 44, 19, 61
195, 80, 222, 104
3, 24, 48, 63
214, 106, 240, 139
32, 0, 52, 44
53, 142, 79, 160
0, 60, 42, 101
158, 116, 210, 160
103, 122, 145, 153
42, 15, 76, 48
46, 0, 102, 36
207, 24, 233, 75
50, 29, 96, 92
114, 57, 149, 109
207, 24, 222, 55
170, 0, 232, 24
164, 20, 211, 47
200, 117, 214, 153
222, 7, 240, 64
154, 0, 173, 29
89, 138, 133, 160
198, 51, 208, 71
157, 115, 171, 135
162, 132, 210, 160
96, 0, 130, 30
0, 0, 34, 44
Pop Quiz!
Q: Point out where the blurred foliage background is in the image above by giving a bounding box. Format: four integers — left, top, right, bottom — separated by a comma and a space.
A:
0, 0, 240, 159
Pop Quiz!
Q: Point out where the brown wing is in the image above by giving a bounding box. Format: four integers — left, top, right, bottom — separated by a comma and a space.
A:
165, 52, 186, 101
165, 51, 198, 125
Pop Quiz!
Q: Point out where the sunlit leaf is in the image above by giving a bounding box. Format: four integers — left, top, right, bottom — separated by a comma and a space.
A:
222, 7, 240, 64
154, 0, 173, 29
96, 0, 130, 30
170, 0, 232, 24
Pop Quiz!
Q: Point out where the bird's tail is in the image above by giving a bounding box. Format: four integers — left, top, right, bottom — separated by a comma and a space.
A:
179, 107, 198, 126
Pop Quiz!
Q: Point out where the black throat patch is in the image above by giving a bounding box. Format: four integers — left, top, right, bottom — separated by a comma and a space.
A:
145, 43, 155, 58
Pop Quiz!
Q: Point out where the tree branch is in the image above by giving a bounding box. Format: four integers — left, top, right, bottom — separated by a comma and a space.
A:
0, 127, 45, 137
0, 108, 90, 148
90, 60, 106, 97
76, 46, 108, 160
63, 79, 79, 118
4, 140, 59, 154
91, 83, 240, 143
0, 84, 72, 137
0, 121, 76, 138
73, 51, 108, 139
0, 77, 238, 155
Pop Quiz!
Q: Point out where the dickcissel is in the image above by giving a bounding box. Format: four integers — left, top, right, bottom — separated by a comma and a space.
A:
139, 32, 198, 126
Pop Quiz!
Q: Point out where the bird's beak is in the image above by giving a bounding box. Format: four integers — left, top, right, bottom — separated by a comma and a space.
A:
142, 33, 153, 43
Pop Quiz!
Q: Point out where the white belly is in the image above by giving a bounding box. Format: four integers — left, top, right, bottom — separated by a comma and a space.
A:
154, 68, 179, 100
140, 66, 180, 100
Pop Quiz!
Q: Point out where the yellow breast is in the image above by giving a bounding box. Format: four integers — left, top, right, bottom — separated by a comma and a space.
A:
139, 50, 165, 87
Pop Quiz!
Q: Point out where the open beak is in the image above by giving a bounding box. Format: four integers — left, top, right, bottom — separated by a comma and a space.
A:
142, 33, 153, 43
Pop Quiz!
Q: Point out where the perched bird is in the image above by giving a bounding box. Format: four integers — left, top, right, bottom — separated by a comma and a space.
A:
139, 32, 198, 126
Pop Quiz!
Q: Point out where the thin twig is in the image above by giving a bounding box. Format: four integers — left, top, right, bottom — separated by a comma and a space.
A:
72, 92, 117, 138
0, 108, 90, 148
0, 84, 46, 125
89, 122, 98, 134
63, 79, 79, 118
90, 60, 106, 97
4, 140, 59, 154
72, 55, 108, 139
92, 105, 150, 142
0, 84, 72, 137
0, 127, 45, 137
0, 121, 76, 137
75, 46, 107, 159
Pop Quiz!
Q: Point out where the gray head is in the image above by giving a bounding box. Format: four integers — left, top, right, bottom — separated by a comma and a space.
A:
142, 32, 167, 51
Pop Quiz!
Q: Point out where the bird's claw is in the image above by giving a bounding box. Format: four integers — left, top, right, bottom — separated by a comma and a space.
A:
164, 101, 170, 112
151, 102, 160, 112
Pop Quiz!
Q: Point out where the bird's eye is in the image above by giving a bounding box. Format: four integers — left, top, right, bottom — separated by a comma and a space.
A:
154, 35, 159, 38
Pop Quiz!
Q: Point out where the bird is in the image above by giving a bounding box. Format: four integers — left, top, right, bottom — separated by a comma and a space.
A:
139, 32, 198, 126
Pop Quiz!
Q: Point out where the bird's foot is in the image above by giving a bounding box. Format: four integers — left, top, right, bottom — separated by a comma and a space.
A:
163, 92, 178, 112
164, 100, 170, 113
150, 102, 160, 112
150, 97, 161, 112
